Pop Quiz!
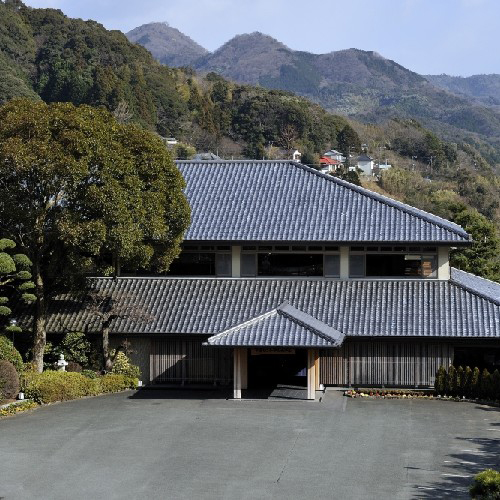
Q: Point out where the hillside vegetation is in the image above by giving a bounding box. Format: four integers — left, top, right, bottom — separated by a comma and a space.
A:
0, 1, 499, 280
128, 26, 500, 168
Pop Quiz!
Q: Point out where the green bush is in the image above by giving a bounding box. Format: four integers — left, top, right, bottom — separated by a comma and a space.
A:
0, 334, 23, 373
24, 371, 99, 403
111, 352, 140, 379
435, 366, 447, 394
435, 366, 500, 400
98, 374, 138, 393
469, 469, 500, 499
60, 332, 91, 365
0, 360, 19, 399
24, 371, 137, 404
81, 369, 98, 379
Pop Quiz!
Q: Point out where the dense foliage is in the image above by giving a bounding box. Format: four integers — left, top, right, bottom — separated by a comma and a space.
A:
0, 359, 19, 399
0, 238, 35, 330
0, 334, 23, 373
0, 99, 190, 371
469, 469, 500, 499
434, 365, 500, 401
23, 370, 138, 404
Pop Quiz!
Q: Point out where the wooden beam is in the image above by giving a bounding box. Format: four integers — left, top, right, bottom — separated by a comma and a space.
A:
233, 348, 241, 399
314, 349, 320, 390
307, 349, 316, 400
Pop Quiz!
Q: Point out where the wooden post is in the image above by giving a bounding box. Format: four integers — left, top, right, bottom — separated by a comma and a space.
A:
241, 349, 248, 390
307, 349, 316, 400
314, 349, 320, 390
233, 348, 242, 399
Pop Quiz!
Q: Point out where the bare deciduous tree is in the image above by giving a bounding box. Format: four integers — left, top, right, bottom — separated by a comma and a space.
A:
84, 288, 153, 372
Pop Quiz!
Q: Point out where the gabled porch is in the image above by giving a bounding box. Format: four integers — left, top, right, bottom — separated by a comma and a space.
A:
204, 301, 345, 400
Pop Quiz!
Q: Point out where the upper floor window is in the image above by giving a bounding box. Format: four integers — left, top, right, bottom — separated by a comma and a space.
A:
349, 246, 438, 278
167, 248, 231, 277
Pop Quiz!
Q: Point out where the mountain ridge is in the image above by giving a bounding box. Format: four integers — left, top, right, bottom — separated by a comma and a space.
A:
126, 23, 500, 166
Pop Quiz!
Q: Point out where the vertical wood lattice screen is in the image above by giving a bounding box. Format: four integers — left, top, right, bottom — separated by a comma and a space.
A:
150, 340, 232, 384
320, 341, 454, 387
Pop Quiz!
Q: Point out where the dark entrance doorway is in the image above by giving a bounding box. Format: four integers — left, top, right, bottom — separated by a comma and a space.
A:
248, 348, 307, 389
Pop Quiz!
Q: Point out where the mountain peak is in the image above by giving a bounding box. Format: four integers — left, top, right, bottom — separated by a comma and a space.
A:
126, 22, 208, 67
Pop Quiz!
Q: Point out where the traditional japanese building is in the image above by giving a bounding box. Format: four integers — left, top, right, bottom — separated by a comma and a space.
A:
46, 160, 500, 399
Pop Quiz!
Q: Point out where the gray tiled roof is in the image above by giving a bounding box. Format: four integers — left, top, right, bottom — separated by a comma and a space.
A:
176, 161, 470, 243
450, 268, 500, 305
43, 271, 499, 338
205, 302, 344, 347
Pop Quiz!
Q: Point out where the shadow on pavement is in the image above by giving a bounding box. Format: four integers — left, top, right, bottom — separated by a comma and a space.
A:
128, 387, 232, 400
412, 419, 500, 498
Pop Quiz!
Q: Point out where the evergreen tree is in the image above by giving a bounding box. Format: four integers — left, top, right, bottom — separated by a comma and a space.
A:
0, 99, 190, 371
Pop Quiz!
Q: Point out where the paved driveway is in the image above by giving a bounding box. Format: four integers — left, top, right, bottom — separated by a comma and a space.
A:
1, 389, 499, 500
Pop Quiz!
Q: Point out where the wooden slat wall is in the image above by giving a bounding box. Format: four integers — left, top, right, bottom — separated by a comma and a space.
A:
320, 341, 453, 387
151, 340, 232, 384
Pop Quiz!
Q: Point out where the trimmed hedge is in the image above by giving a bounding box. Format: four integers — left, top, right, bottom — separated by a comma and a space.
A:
0, 335, 23, 373
24, 371, 138, 404
470, 469, 500, 499
435, 365, 500, 401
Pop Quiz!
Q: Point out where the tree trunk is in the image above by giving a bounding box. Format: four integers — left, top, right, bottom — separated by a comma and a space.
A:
32, 259, 46, 373
102, 323, 113, 372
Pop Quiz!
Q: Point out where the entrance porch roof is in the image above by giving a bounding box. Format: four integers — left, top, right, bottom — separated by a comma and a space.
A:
204, 301, 344, 348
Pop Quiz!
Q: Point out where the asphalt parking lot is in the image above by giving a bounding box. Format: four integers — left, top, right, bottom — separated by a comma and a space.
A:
1, 389, 499, 500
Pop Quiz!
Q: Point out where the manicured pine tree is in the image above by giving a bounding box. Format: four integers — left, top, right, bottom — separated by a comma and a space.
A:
471, 367, 481, 398
447, 365, 457, 396
434, 366, 447, 394
463, 366, 473, 398
456, 366, 464, 397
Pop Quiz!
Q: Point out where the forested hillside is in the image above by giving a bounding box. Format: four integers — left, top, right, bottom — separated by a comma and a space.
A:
0, 1, 499, 280
128, 25, 500, 168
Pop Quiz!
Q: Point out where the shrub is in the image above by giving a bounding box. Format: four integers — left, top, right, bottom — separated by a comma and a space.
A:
463, 366, 473, 397
24, 371, 99, 404
447, 365, 457, 395
469, 469, 500, 499
0, 335, 23, 373
24, 371, 137, 404
98, 374, 138, 393
472, 367, 481, 397
81, 369, 98, 379
456, 366, 464, 397
111, 352, 140, 379
435, 366, 447, 394
0, 360, 20, 399
60, 332, 91, 365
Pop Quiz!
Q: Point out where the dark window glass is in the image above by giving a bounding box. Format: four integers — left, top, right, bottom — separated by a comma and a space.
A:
423, 246, 437, 252
275, 245, 289, 251
241, 254, 256, 276
291, 245, 307, 251
258, 246, 272, 251
217, 245, 230, 251
215, 253, 231, 276
324, 255, 340, 277
168, 253, 215, 276
257, 253, 323, 276
349, 255, 365, 277
325, 246, 339, 251
380, 246, 392, 251
350, 246, 364, 251
308, 246, 323, 251
393, 246, 406, 252
242, 246, 256, 250
366, 246, 379, 252
365, 254, 433, 277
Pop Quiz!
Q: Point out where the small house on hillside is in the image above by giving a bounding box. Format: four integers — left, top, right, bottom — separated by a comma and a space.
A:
352, 154, 374, 176
323, 149, 346, 163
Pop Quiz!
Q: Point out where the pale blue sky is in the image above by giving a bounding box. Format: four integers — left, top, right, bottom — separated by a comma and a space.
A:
24, 0, 499, 76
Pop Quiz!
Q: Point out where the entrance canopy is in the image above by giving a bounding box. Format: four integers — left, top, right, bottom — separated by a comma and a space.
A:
204, 301, 344, 348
